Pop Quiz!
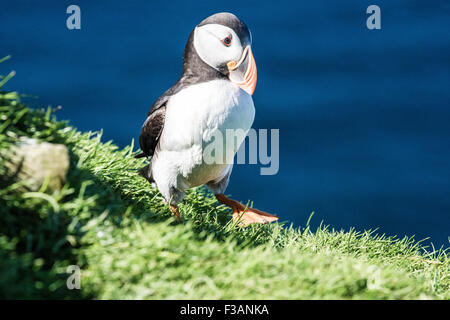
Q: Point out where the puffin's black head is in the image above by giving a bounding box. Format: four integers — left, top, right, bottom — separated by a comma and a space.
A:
183, 12, 257, 95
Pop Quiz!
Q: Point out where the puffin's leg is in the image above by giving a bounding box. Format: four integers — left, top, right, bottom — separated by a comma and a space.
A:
215, 194, 278, 227
169, 204, 181, 223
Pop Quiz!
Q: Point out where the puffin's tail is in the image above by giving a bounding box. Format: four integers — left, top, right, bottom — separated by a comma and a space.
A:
138, 163, 154, 183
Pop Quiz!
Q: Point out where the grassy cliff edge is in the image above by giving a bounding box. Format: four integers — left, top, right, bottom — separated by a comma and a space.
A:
0, 69, 448, 299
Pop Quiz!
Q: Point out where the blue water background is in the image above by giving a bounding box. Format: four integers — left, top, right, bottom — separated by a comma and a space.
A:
1, 1, 449, 247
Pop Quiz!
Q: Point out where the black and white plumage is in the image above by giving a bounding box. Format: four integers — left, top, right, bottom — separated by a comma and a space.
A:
137, 12, 278, 225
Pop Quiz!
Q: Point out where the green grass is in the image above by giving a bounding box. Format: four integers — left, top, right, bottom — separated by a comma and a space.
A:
0, 61, 449, 299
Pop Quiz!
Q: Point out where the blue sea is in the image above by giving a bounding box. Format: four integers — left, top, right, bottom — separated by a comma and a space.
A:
1, 0, 449, 247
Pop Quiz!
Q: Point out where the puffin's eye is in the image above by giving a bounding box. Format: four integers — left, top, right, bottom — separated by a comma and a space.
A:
221, 35, 232, 47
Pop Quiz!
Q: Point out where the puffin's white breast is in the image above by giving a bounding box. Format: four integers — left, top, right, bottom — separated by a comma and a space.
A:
154, 79, 255, 189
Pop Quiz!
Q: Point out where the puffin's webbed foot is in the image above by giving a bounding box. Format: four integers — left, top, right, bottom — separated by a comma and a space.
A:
215, 194, 278, 227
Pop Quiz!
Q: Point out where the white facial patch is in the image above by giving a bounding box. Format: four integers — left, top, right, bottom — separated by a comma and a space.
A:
194, 24, 244, 71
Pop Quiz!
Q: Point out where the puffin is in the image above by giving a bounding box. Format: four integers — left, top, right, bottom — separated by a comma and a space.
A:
136, 12, 279, 226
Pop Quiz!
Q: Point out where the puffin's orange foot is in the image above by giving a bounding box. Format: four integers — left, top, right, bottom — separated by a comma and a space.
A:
215, 194, 279, 227
232, 208, 279, 227
169, 204, 181, 223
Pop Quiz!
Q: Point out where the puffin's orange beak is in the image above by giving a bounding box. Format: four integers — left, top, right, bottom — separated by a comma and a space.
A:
227, 46, 257, 95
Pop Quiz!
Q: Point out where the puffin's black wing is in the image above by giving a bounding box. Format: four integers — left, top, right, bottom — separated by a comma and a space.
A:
136, 106, 166, 158
136, 79, 188, 159
135, 95, 169, 159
